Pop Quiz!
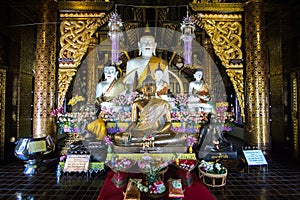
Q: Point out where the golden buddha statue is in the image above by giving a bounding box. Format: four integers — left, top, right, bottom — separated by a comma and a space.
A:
113, 68, 185, 147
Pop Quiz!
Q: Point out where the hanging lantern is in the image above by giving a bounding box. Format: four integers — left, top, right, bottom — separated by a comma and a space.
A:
180, 16, 195, 67
108, 11, 123, 65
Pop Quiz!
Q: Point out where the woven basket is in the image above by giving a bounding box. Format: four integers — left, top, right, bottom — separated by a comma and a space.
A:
198, 165, 227, 187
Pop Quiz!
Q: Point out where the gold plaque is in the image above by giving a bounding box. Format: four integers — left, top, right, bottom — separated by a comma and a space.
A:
28, 140, 47, 153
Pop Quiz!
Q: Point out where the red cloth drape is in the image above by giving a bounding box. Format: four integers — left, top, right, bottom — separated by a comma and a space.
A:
97, 168, 216, 200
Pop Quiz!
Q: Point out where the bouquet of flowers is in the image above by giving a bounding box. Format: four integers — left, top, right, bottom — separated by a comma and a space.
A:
106, 157, 135, 172
187, 135, 197, 147
138, 156, 169, 186
99, 107, 115, 122
222, 113, 235, 132
170, 110, 190, 122
173, 94, 189, 110
54, 112, 80, 133
112, 92, 137, 106
216, 102, 235, 132
174, 159, 197, 171
199, 160, 226, 174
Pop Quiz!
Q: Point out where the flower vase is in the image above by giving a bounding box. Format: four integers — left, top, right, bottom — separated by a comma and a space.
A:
59, 126, 63, 135
107, 145, 113, 153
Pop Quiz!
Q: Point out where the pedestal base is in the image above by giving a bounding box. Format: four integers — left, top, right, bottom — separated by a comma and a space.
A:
24, 160, 37, 176
113, 145, 187, 153
200, 151, 238, 161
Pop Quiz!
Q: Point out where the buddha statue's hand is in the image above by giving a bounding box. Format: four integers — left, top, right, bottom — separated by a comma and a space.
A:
113, 132, 132, 146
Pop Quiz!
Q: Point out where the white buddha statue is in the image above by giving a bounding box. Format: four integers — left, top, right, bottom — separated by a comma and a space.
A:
87, 65, 127, 140
189, 69, 211, 103
154, 63, 169, 96
125, 34, 169, 91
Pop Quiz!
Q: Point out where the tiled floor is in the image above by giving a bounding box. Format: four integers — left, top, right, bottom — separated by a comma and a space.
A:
1, 139, 300, 200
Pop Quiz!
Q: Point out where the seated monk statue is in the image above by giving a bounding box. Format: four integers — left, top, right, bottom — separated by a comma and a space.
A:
188, 69, 211, 103
125, 33, 169, 91
195, 113, 234, 160
113, 68, 185, 147
154, 63, 169, 96
87, 64, 127, 140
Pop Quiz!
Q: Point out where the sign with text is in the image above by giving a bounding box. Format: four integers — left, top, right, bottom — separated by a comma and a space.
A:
243, 150, 268, 166
63, 155, 90, 173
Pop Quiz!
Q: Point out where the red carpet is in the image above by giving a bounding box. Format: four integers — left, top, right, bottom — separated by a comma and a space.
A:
97, 168, 216, 200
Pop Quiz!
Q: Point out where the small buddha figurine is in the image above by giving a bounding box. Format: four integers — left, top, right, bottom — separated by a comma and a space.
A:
113, 67, 185, 147
154, 63, 169, 96
87, 65, 127, 140
188, 69, 211, 103
96, 65, 127, 103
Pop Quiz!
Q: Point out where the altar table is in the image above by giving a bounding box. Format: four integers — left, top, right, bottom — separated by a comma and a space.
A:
97, 168, 216, 200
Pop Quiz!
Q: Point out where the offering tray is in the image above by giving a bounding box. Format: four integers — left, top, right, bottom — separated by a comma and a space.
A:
173, 159, 198, 186
105, 158, 136, 188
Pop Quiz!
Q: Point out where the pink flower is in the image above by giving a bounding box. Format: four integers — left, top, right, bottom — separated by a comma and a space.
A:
104, 136, 113, 145
187, 136, 197, 146
51, 107, 63, 117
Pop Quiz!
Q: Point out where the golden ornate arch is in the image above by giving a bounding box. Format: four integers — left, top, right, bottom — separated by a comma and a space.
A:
58, 11, 112, 107
196, 13, 244, 120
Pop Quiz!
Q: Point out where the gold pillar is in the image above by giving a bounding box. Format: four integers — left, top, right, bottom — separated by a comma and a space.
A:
291, 72, 299, 159
245, 0, 270, 153
0, 69, 6, 160
202, 38, 213, 88
86, 39, 98, 105
33, 0, 57, 139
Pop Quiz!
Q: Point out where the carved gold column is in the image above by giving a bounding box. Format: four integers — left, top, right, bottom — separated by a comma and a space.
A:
245, 0, 271, 154
33, 0, 57, 139
86, 39, 98, 105
0, 69, 6, 160
202, 38, 213, 88
291, 72, 299, 159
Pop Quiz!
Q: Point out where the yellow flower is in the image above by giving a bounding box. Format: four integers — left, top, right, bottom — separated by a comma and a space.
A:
67, 95, 85, 106
67, 98, 76, 106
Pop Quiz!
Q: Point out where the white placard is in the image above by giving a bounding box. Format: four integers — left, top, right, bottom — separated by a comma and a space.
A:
243, 150, 268, 166
63, 155, 90, 172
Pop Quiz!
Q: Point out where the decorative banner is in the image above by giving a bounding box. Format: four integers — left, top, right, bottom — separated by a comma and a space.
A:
181, 16, 195, 67
108, 12, 123, 65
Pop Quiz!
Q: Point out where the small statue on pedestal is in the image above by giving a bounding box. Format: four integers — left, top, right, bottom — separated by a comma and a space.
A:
195, 113, 235, 160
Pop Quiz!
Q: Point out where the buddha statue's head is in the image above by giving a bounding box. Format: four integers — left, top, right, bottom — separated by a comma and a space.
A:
103, 65, 118, 82
138, 35, 157, 57
154, 63, 164, 81
193, 69, 204, 81
141, 73, 156, 97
